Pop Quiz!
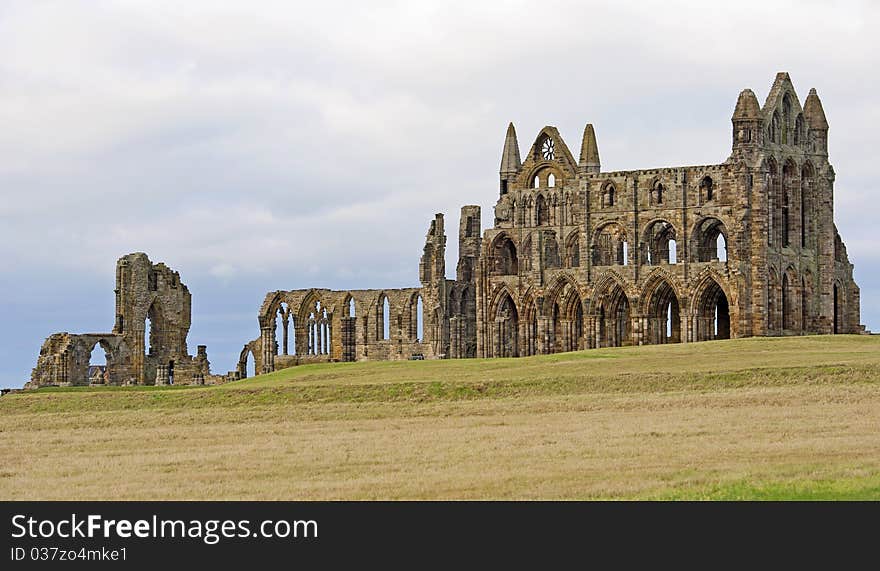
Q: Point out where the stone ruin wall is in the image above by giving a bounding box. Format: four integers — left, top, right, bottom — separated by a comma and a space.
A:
28, 253, 220, 388
474, 72, 862, 359
235, 209, 482, 378
243, 72, 862, 376
26, 73, 864, 386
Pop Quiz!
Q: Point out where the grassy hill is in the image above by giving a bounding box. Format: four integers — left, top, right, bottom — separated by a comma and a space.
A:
2, 335, 879, 500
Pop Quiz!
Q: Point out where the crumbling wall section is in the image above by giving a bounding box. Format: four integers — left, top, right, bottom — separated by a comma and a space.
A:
28, 253, 213, 388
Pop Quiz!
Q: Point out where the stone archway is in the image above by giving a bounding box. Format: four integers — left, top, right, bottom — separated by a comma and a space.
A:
643, 277, 682, 344
491, 291, 519, 358
592, 279, 631, 347
693, 278, 730, 341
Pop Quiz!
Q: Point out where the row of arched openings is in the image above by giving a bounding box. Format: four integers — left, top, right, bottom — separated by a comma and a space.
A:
766, 158, 815, 249
489, 276, 731, 357
768, 93, 807, 146
767, 268, 816, 334
600, 176, 716, 209
511, 192, 576, 228
272, 294, 425, 358
490, 218, 727, 276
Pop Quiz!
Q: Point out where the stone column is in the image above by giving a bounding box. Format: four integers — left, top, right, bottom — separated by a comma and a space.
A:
260, 326, 274, 374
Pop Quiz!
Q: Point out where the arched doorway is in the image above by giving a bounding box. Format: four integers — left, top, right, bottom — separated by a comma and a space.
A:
694, 278, 730, 341
87, 339, 112, 385
238, 346, 257, 379
593, 280, 631, 347
644, 278, 681, 344
493, 292, 519, 357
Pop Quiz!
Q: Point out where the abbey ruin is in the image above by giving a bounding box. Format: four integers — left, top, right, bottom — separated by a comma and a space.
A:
28, 73, 863, 387
28, 253, 218, 387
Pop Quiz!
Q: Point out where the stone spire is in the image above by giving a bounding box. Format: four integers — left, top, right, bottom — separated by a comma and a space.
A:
579, 123, 600, 174
803, 88, 829, 130
499, 122, 521, 174
732, 89, 761, 120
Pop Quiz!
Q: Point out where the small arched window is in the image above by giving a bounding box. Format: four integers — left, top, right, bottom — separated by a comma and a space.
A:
782, 94, 792, 145
771, 111, 780, 144
794, 114, 806, 146
534, 175, 540, 189
653, 181, 664, 205
548, 173, 556, 188
536, 195, 549, 226
602, 184, 615, 208
700, 176, 714, 202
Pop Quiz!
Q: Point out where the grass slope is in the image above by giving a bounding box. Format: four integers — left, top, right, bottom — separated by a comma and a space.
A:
2, 335, 879, 500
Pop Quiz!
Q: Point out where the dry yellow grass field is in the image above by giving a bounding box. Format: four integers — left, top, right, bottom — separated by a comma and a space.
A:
2, 335, 879, 500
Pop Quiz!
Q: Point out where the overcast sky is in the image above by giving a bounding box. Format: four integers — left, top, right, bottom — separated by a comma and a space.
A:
1, 0, 878, 387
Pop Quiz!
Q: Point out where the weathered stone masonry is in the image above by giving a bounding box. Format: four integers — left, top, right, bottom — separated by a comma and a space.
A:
28, 73, 864, 386
244, 72, 862, 375
239, 211, 480, 376
28, 253, 217, 387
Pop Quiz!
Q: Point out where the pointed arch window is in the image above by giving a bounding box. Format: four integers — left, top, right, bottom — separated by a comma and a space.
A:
653, 181, 664, 205
782, 94, 792, 144
602, 183, 615, 208
700, 176, 714, 202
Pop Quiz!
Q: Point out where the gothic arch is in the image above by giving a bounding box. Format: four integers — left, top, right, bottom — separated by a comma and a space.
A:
801, 161, 816, 248
641, 271, 683, 344
237, 344, 257, 379
519, 289, 540, 357
563, 230, 581, 268
545, 275, 585, 354
690, 216, 728, 262
490, 287, 520, 358
487, 283, 516, 316
699, 175, 716, 203
691, 273, 732, 341
589, 272, 633, 348
600, 181, 617, 208
298, 292, 333, 356
781, 159, 798, 247
765, 157, 780, 246
592, 222, 629, 266
650, 177, 667, 205
528, 166, 564, 190
489, 232, 518, 276
535, 194, 549, 225
521, 233, 533, 272
259, 290, 286, 328
545, 273, 582, 313
641, 218, 678, 265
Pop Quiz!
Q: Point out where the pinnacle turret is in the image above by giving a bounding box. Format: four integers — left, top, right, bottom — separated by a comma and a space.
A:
578, 124, 600, 173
